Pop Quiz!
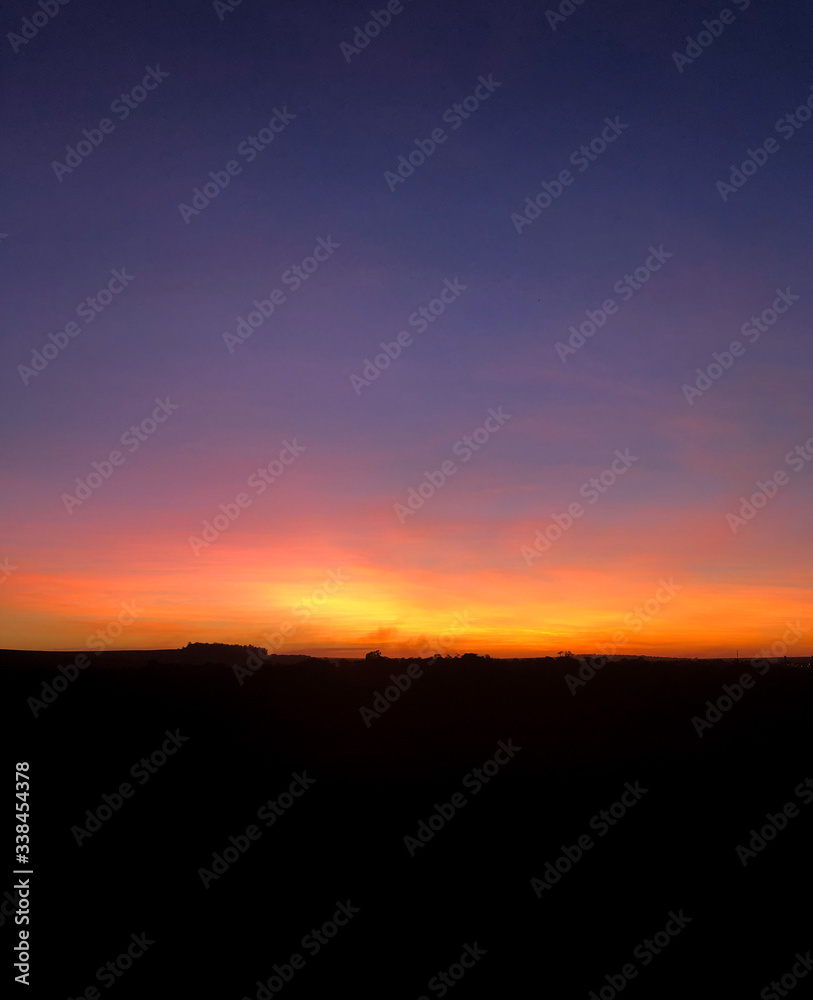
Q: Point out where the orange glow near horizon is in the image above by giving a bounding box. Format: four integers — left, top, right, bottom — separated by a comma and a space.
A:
3, 405, 812, 661
3, 514, 811, 659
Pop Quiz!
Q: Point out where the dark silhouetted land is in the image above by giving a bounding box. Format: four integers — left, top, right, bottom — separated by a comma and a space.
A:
5, 645, 812, 998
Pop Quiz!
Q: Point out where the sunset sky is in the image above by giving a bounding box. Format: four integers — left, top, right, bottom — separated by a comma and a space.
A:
2, 0, 812, 657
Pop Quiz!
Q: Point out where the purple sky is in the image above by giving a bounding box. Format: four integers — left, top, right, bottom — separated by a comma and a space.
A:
2, 0, 813, 656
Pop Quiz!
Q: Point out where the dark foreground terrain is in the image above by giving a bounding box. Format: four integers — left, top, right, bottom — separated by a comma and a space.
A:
4, 646, 813, 998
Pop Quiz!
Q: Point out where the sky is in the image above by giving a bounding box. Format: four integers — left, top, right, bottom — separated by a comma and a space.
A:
2, 0, 812, 658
